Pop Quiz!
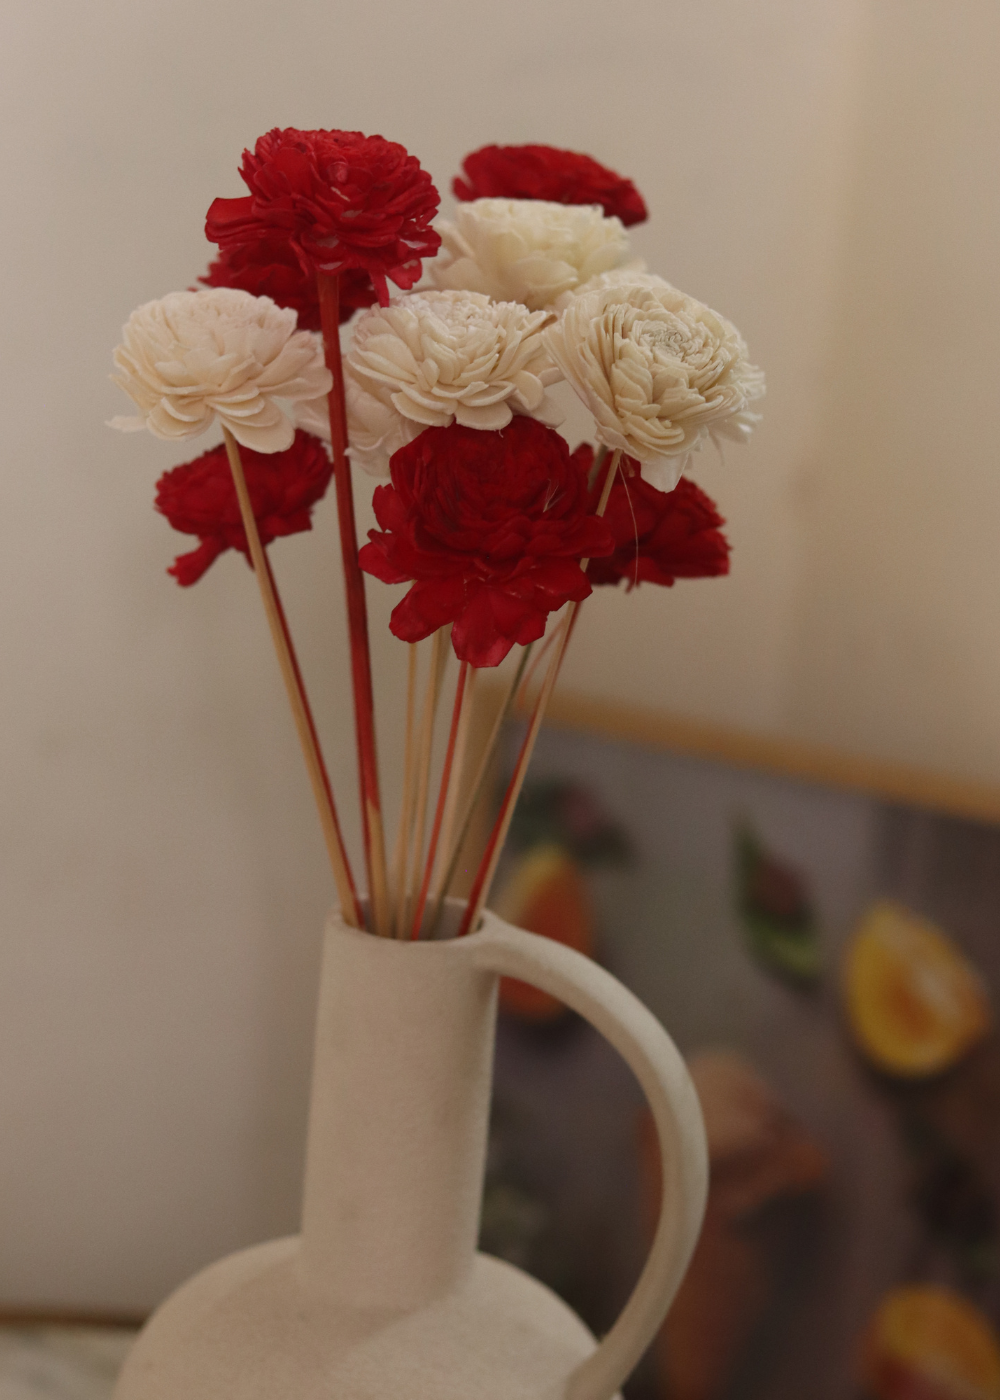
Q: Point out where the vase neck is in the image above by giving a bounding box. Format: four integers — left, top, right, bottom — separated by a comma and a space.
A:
299, 918, 497, 1312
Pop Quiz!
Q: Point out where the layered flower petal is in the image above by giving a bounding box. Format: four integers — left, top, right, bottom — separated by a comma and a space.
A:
358, 418, 613, 666
543, 281, 765, 489
580, 451, 730, 588
205, 128, 441, 305
154, 430, 334, 584
199, 240, 376, 331
338, 289, 563, 476
430, 198, 634, 312
454, 144, 647, 226
109, 288, 332, 452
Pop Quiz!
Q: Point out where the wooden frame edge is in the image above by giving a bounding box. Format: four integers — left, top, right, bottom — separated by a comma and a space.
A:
0, 1304, 145, 1328
479, 683, 1000, 828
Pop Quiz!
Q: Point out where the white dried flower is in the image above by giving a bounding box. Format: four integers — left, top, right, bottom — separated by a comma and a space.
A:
429, 198, 634, 312
560, 268, 670, 307
318, 289, 563, 476
543, 280, 765, 490
109, 288, 332, 453
294, 366, 419, 477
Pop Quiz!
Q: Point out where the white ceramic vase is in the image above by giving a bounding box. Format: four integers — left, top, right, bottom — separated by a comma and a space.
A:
114, 906, 708, 1400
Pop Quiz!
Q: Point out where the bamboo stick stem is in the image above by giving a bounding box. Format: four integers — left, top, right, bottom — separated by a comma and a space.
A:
515, 625, 560, 711
390, 642, 419, 937
316, 271, 390, 937
409, 660, 469, 940
424, 643, 532, 938
457, 450, 622, 937
221, 426, 361, 927
431, 665, 478, 900
403, 628, 448, 937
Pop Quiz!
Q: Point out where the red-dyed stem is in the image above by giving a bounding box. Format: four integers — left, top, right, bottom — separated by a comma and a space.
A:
316, 271, 389, 935
457, 449, 622, 938
264, 553, 360, 915
409, 660, 469, 940
456, 694, 537, 938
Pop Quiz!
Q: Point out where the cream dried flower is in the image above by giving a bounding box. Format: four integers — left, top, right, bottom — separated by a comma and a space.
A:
294, 369, 412, 478
318, 289, 563, 476
109, 288, 332, 453
543, 280, 765, 490
559, 268, 671, 306
429, 198, 634, 312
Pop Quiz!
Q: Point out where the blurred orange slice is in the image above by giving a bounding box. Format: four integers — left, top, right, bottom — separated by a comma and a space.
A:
844, 901, 991, 1078
861, 1285, 1000, 1400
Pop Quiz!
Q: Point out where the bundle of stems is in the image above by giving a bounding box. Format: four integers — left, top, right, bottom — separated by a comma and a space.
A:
223, 271, 618, 942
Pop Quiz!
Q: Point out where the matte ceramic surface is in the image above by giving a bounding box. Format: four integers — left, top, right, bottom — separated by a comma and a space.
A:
114, 909, 707, 1400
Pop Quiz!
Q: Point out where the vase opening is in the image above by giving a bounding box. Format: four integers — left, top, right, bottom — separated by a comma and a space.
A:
351, 895, 482, 942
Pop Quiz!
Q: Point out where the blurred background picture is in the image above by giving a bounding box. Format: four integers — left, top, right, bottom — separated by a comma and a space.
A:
483, 709, 1000, 1400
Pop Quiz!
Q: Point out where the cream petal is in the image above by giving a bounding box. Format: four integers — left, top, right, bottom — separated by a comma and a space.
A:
222, 412, 296, 453
520, 392, 564, 429
454, 401, 512, 430
146, 400, 211, 439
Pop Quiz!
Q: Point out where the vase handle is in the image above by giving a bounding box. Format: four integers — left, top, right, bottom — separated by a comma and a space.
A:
467, 910, 708, 1400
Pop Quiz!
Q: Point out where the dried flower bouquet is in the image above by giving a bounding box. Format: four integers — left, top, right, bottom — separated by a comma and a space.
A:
110, 130, 763, 942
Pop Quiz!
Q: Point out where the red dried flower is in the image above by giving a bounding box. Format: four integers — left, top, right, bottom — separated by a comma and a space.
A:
205, 128, 442, 305
199, 239, 375, 331
584, 452, 730, 589
155, 430, 333, 585
359, 419, 614, 667
453, 144, 647, 226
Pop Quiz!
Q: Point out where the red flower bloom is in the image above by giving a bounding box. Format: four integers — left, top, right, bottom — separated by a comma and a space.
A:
205, 128, 441, 305
584, 452, 730, 589
199, 239, 376, 330
155, 431, 333, 586
453, 144, 647, 226
359, 419, 614, 667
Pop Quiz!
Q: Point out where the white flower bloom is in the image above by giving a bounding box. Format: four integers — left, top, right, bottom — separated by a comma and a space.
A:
297, 367, 422, 477
559, 268, 669, 307
543, 280, 765, 490
109, 288, 332, 453
318, 289, 563, 476
429, 198, 634, 312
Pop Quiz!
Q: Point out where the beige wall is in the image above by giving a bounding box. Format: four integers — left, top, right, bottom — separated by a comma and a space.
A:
788, 0, 1000, 784
1, 0, 992, 1311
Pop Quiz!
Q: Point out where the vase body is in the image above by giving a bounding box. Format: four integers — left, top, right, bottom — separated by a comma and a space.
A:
114, 908, 707, 1400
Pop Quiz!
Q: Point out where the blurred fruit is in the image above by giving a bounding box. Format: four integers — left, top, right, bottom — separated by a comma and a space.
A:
861, 1284, 1000, 1400
493, 845, 594, 1021
844, 902, 991, 1078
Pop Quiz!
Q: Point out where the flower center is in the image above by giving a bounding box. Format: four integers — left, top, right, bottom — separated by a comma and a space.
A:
635, 316, 689, 357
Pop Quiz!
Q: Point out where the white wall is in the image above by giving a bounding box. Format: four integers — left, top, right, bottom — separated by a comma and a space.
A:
1, 0, 993, 1311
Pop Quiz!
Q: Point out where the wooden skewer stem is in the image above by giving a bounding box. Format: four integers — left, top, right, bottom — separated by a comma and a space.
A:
403, 628, 448, 938
424, 643, 532, 938
316, 271, 390, 937
432, 665, 478, 900
457, 451, 622, 937
390, 642, 420, 938
221, 426, 361, 928
409, 660, 469, 940
515, 625, 559, 712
